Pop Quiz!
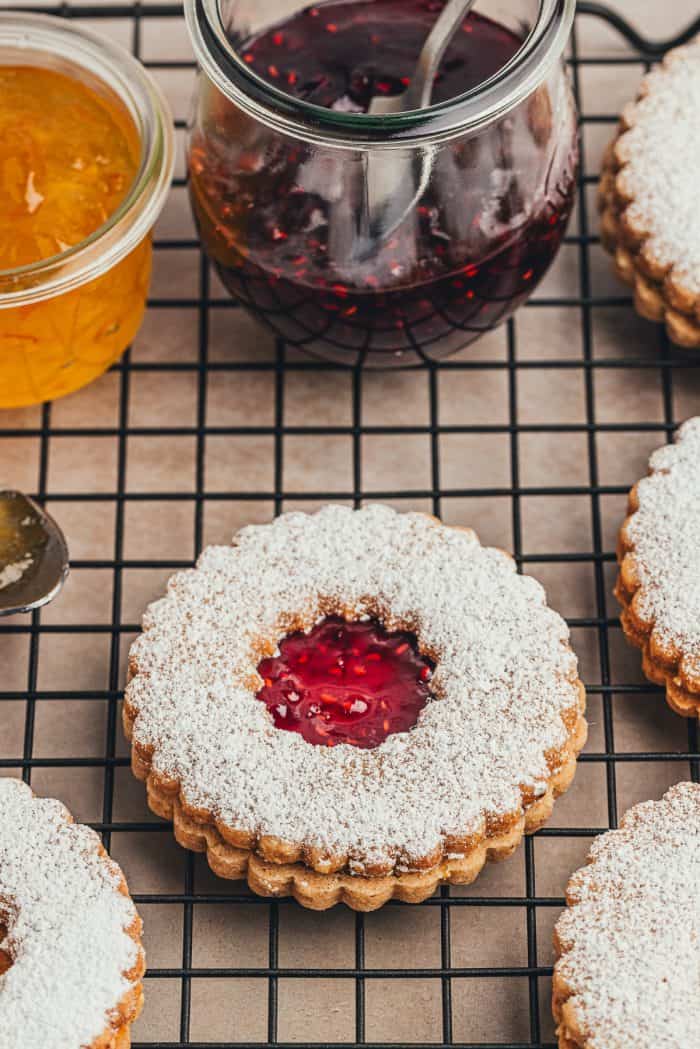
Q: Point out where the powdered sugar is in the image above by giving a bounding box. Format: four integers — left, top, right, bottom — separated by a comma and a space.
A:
615, 43, 700, 295
625, 418, 700, 657
0, 554, 32, 590
0, 779, 139, 1049
555, 782, 700, 1048
127, 505, 581, 870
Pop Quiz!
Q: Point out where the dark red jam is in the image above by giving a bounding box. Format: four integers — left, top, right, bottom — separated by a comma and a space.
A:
239, 3, 524, 109
256, 617, 433, 748
189, 0, 579, 363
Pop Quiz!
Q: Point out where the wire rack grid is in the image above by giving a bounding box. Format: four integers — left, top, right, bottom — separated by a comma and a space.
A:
3, 2, 700, 1047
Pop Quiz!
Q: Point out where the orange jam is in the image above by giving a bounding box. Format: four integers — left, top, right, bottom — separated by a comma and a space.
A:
0, 66, 151, 408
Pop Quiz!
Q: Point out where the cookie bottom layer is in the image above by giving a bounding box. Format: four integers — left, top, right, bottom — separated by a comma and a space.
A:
140, 709, 586, 912
599, 151, 700, 349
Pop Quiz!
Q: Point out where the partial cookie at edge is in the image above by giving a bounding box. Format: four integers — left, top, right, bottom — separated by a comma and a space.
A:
615, 419, 700, 719
598, 42, 700, 349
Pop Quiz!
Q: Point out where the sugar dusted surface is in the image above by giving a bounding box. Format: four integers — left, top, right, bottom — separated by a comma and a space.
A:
626, 418, 700, 657
555, 782, 700, 1048
617, 42, 700, 294
0, 779, 138, 1049
127, 505, 580, 869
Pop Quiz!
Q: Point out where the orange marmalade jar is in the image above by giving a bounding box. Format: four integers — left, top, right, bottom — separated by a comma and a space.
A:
0, 14, 174, 408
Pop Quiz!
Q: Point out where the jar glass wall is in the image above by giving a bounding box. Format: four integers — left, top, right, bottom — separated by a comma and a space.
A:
186, 0, 578, 366
0, 14, 174, 408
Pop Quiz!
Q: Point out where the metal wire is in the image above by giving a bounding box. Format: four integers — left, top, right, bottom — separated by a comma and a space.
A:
2, 3, 700, 1047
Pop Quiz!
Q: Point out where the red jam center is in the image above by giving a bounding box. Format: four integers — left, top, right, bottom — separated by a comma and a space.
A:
0, 921, 11, 975
256, 617, 433, 749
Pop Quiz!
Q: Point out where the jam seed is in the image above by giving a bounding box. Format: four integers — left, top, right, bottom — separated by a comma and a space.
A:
272, 31, 284, 45
352, 664, 367, 676
326, 22, 338, 32
395, 643, 409, 655
268, 64, 280, 78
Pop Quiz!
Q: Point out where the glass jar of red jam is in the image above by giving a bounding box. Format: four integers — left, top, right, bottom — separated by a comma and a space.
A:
186, 0, 578, 366
0, 14, 174, 407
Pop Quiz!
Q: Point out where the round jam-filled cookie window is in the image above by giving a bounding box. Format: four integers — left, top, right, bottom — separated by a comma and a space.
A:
256, 617, 433, 748
125, 506, 587, 908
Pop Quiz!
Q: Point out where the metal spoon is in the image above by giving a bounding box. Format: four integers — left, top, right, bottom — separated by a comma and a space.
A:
0, 491, 69, 616
369, 0, 479, 116
362, 0, 478, 251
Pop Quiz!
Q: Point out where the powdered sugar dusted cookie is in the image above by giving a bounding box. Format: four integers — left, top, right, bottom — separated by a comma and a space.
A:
125, 505, 586, 911
0, 778, 144, 1049
599, 42, 700, 348
617, 418, 700, 717
553, 782, 700, 1049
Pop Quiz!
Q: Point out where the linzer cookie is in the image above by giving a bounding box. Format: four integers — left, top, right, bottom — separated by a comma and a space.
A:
599, 42, 700, 348
124, 505, 586, 912
616, 418, 700, 717
553, 782, 700, 1049
0, 778, 144, 1049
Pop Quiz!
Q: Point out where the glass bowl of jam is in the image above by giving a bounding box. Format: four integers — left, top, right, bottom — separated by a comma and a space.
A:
186, 0, 578, 366
0, 14, 174, 408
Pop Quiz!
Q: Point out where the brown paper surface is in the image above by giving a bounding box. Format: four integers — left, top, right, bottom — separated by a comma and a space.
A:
1, 2, 699, 1043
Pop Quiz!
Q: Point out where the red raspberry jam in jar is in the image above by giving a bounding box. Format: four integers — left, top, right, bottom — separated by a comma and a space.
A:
256, 617, 433, 748
186, 0, 578, 364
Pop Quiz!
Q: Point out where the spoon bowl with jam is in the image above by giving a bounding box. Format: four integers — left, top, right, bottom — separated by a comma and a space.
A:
0, 491, 69, 617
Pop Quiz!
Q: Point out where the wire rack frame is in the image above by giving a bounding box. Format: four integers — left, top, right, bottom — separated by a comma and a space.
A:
2, 2, 700, 1048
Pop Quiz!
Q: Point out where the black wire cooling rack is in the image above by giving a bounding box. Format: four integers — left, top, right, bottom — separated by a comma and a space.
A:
3, 2, 700, 1047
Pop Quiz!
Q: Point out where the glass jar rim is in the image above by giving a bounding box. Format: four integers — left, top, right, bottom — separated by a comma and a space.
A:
185, 0, 575, 147
0, 12, 175, 309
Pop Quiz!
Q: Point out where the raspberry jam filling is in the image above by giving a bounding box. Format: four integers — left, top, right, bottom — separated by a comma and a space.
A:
0, 922, 12, 975
256, 617, 433, 748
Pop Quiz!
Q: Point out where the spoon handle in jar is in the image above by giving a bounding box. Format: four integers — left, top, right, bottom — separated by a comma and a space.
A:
402, 0, 479, 112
